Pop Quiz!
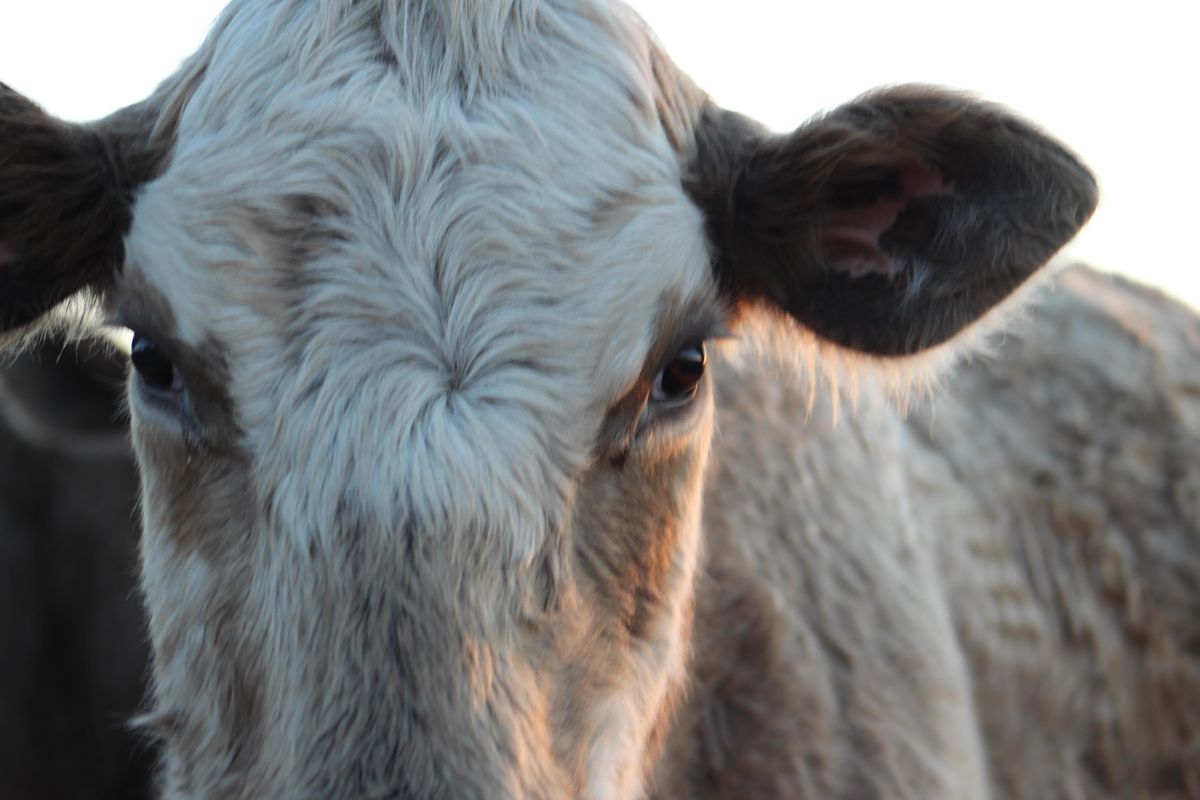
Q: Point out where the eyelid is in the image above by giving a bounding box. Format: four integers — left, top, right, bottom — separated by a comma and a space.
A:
101, 314, 127, 330
652, 319, 726, 368
111, 306, 168, 349
109, 289, 162, 339
108, 305, 144, 336
707, 327, 737, 345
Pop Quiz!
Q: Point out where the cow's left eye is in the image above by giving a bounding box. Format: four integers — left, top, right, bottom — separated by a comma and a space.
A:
131, 333, 182, 393
652, 343, 706, 404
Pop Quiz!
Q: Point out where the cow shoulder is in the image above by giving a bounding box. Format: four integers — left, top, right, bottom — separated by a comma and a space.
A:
907, 265, 1200, 797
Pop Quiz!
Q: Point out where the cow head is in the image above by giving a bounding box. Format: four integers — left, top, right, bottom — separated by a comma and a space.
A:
0, 1, 1095, 797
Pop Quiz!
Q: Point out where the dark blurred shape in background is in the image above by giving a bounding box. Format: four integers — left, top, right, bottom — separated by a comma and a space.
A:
0, 340, 154, 799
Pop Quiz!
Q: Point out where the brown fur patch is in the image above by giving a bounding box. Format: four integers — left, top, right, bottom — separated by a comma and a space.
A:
574, 422, 701, 641
117, 273, 246, 568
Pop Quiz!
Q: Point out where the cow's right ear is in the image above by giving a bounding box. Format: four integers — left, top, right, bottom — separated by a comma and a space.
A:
0, 83, 171, 338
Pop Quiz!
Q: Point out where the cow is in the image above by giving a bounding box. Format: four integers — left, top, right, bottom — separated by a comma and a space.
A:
1, 0, 1196, 798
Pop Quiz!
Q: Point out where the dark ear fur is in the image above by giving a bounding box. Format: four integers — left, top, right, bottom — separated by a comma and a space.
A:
688, 86, 1099, 356
0, 84, 174, 336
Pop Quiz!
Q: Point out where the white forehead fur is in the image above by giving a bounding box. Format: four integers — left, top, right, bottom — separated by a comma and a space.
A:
125, 0, 712, 564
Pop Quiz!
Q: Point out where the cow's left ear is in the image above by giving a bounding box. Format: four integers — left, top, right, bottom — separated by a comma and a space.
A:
686, 85, 1098, 356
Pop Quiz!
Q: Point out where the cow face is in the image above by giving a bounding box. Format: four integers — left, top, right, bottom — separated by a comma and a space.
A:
0, 1, 1095, 798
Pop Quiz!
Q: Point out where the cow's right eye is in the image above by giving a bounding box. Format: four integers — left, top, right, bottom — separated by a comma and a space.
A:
131, 333, 181, 394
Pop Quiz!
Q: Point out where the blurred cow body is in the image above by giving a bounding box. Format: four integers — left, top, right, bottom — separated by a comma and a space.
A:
661, 267, 1200, 798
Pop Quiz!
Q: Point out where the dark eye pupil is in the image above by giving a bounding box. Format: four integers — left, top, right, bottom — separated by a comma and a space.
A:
659, 344, 706, 398
131, 334, 177, 391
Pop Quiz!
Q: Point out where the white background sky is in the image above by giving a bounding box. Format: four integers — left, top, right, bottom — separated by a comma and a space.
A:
2, 1, 1196, 311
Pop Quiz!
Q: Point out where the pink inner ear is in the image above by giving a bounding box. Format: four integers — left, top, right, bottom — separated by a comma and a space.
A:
0, 242, 17, 266
822, 162, 952, 279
